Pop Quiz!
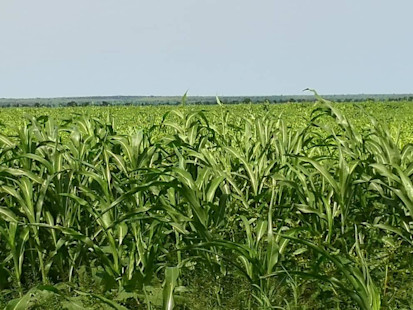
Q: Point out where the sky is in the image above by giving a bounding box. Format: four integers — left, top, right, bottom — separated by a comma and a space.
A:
0, 0, 412, 98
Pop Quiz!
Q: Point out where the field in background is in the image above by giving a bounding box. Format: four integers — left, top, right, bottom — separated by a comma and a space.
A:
0, 99, 413, 309
1, 100, 413, 144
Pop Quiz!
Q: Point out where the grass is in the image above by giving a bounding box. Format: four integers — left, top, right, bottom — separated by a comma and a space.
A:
0, 98, 412, 309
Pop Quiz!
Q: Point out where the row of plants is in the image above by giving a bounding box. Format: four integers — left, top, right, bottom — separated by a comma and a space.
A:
0, 96, 412, 309
1, 100, 412, 144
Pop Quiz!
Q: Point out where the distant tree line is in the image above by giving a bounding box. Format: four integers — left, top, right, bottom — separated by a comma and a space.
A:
1, 95, 413, 108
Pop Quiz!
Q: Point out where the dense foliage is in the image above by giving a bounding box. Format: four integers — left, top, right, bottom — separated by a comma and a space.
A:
0, 98, 412, 309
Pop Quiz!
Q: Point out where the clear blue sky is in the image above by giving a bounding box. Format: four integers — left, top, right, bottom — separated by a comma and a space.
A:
1, 0, 412, 98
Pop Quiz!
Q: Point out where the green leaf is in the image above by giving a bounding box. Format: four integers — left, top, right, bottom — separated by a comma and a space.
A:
0, 207, 18, 222
74, 290, 128, 310
163, 266, 179, 310
5, 290, 33, 310
206, 176, 225, 202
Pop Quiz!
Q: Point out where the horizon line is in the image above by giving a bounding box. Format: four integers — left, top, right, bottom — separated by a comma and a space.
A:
2, 92, 413, 100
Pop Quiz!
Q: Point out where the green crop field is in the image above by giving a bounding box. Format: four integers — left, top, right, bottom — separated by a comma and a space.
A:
0, 97, 413, 309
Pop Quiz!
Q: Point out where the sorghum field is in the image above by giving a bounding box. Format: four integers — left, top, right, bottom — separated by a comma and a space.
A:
0, 97, 413, 309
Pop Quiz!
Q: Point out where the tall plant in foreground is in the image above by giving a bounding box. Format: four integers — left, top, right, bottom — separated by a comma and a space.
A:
0, 96, 412, 309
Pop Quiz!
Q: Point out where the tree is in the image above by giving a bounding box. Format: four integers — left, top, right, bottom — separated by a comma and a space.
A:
67, 101, 78, 107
